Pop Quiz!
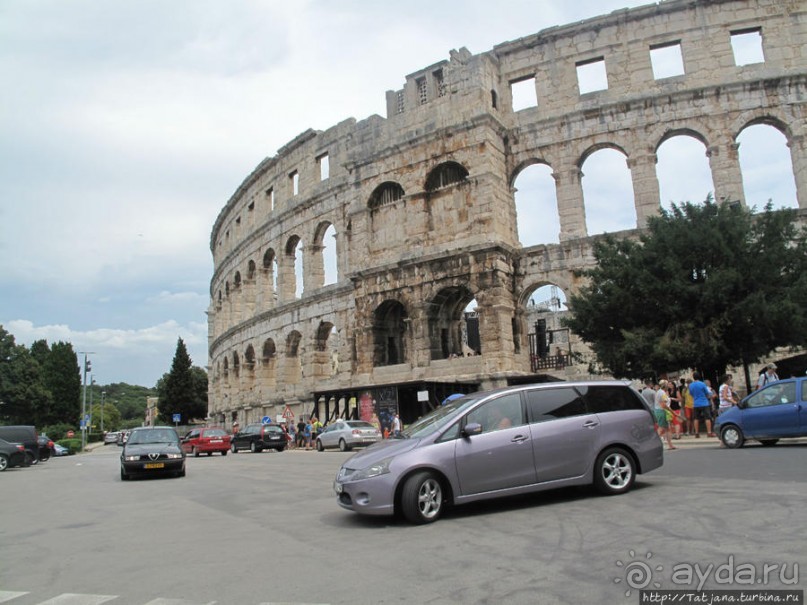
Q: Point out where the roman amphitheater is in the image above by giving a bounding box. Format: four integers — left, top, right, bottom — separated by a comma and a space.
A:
208, 0, 806, 431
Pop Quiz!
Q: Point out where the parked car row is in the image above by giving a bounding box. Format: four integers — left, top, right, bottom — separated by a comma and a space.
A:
0, 426, 66, 470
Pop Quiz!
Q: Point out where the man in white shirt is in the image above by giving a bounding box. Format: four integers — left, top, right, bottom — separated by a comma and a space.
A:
756, 363, 779, 390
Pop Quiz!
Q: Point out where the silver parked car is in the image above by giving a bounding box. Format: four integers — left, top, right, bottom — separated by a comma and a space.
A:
316, 420, 381, 452
334, 381, 663, 524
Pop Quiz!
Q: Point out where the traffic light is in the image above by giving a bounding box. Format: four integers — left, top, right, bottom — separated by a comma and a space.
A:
85, 359, 92, 373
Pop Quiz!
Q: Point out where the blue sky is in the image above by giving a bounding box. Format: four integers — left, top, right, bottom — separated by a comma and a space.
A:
0, 0, 796, 387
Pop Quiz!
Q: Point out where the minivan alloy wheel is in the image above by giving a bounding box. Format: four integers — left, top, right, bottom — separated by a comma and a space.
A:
401, 472, 444, 524
594, 447, 635, 495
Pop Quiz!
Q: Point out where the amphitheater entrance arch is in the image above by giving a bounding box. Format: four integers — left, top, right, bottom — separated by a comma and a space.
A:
522, 283, 571, 372
428, 287, 478, 360
656, 131, 714, 210
373, 300, 408, 366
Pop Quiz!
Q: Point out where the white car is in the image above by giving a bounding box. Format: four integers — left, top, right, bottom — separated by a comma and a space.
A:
316, 421, 381, 452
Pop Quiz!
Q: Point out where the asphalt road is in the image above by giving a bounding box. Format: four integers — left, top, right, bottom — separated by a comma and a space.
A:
1, 439, 805, 605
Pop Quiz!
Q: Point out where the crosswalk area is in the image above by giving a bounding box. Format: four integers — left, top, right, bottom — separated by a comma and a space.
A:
0, 592, 329, 605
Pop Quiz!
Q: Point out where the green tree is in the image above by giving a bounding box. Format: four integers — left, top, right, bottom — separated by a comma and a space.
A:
157, 338, 207, 424
0, 328, 51, 425
41, 342, 81, 425
564, 200, 807, 382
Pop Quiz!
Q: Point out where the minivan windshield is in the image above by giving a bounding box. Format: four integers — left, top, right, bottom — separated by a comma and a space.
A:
402, 395, 482, 438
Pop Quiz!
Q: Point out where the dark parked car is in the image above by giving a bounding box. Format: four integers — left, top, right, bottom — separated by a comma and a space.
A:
120, 427, 186, 480
0, 426, 39, 465
230, 423, 287, 453
181, 427, 230, 456
37, 435, 54, 461
715, 376, 807, 448
0, 437, 27, 471
335, 381, 663, 524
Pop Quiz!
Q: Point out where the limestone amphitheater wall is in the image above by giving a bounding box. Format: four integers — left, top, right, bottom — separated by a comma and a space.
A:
208, 0, 806, 427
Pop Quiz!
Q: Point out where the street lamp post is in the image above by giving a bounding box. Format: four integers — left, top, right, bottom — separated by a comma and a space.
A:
78, 351, 95, 452
101, 391, 106, 433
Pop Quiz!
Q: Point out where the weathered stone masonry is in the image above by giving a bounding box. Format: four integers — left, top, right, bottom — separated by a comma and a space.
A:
208, 0, 806, 427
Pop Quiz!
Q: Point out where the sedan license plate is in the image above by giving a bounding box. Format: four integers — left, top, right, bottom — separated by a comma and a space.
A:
210, 440, 222, 443
144, 462, 164, 469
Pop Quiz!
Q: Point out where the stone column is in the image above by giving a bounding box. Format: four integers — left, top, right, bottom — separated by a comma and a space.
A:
554, 165, 588, 241
708, 140, 746, 206
627, 152, 661, 228
307, 243, 325, 290
789, 134, 807, 210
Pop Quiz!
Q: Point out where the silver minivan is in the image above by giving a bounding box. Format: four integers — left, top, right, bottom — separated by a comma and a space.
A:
334, 381, 663, 524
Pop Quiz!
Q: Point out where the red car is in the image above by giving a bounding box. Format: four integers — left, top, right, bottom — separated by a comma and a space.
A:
180, 427, 230, 456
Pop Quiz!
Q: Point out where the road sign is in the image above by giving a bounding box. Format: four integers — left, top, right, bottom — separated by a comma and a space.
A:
282, 406, 294, 420
172, 414, 181, 423
261, 416, 271, 424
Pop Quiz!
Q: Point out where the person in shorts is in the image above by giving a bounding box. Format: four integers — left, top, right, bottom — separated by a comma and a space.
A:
689, 371, 715, 438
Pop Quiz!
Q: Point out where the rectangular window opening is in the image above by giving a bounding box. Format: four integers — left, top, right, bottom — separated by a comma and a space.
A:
317, 153, 330, 181
266, 187, 274, 211
650, 41, 685, 79
290, 171, 299, 197
731, 28, 764, 66
396, 90, 405, 114
510, 77, 537, 112
417, 77, 427, 105
434, 69, 446, 97
576, 57, 608, 94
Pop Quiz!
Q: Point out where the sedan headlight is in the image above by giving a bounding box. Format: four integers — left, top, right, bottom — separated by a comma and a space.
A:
166, 453, 183, 459
124, 455, 140, 461
350, 457, 392, 481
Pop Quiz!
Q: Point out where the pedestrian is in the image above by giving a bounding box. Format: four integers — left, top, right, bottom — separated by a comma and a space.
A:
653, 380, 676, 450
688, 371, 715, 438
287, 422, 296, 449
392, 413, 402, 438
667, 381, 683, 439
640, 379, 656, 411
705, 379, 718, 417
296, 418, 306, 449
718, 374, 739, 415
756, 363, 779, 390
682, 379, 694, 435
304, 419, 312, 450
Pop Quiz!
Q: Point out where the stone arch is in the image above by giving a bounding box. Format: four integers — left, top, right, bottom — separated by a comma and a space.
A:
580, 144, 635, 234
262, 248, 278, 309
655, 129, 715, 209
260, 338, 277, 391
736, 118, 799, 210
284, 330, 302, 385
234, 271, 242, 289
247, 259, 256, 280
315, 321, 335, 352
428, 285, 477, 360
244, 344, 256, 370
232, 351, 240, 378
511, 160, 560, 246
373, 300, 408, 366
520, 282, 573, 364
284, 235, 304, 300
312, 221, 338, 287
425, 161, 469, 192
222, 357, 229, 380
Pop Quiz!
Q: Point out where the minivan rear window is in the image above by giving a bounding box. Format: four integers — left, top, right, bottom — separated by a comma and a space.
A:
525, 388, 586, 423
578, 385, 645, 413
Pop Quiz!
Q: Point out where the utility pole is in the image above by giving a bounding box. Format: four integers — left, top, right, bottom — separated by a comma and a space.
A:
101, 391, 106, 433
78, 352, 94, 452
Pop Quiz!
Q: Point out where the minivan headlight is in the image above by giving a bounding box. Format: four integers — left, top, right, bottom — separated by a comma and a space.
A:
352, 458, 392, 480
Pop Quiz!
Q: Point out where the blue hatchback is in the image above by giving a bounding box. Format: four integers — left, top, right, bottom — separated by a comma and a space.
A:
715, 376, 807, 448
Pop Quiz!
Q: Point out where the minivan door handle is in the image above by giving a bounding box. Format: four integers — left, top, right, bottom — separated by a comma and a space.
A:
582, 420, 599, 429
511, 435, 529, 443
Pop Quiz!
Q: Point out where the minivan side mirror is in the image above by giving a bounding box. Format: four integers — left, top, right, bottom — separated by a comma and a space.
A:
462, 422, 483, 438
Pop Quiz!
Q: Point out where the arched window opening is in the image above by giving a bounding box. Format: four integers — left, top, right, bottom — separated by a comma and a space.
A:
368, 182, 405, 209
286, 331, 302, 357
321, 224, 338, 285
581, 148, 635, 234
225, 281, 230, 297
223, 357, 229, 378
373, 301, 408, 366
262, 339, 276, 361
428, 286, 478, 360
425, 161, 469, 192
656, 133, 714, 210
244, 344, 255, 370
247, 260, 256, 281
286, 236, 304, 299
232, 352, 240, 378
234, 272, 242, 289
315, 321, 335, 352
737, 123, 798, 210
513, 162, 560, 245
